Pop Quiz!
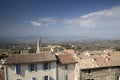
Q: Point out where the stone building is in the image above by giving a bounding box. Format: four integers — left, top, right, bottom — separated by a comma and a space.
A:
4, 53, 57, 80
57, 54, 77, 80
36, 37, 64, 53
75, 51, 120, 80
4, 49, 120, 80
4, 51, 76, 80
3, 37, 120, 80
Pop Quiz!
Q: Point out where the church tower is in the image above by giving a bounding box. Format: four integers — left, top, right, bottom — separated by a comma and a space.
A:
36, 37, 41, 53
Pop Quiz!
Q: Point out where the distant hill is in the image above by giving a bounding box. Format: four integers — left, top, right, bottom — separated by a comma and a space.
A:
0, 36, 120, 50
0, 36, 120, 44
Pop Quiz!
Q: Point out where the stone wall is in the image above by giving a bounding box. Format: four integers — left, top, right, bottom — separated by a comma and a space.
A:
57, 63, 75, 80
5, 61, 57, 80
80, 67, 120, 80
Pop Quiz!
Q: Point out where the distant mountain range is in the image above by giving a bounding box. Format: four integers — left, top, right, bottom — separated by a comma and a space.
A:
0, 36, 120, 44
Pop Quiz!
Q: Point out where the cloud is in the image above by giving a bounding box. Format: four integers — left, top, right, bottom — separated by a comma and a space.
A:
31, 17, 57, 27
30, 21, 43, 27
31, 5, 120, 31
39, 17, 57, 24
29, 5, 120, 38
64, 5, 120, 28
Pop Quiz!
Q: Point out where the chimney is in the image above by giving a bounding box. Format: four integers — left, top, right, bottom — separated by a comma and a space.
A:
105, 57, 110, 61
92, 58, 96, 61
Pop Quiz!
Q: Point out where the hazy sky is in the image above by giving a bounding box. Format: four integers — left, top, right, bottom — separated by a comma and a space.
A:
0, 0, 120, 38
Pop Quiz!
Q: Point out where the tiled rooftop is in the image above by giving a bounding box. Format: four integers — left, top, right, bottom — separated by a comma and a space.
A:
57, 54, 77, 64
4, 53, 57, 64
4, 48, 120, 69
77, 51, 120, 69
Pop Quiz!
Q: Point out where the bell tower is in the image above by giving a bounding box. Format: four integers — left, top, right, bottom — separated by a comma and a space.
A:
36, 36, 41, 53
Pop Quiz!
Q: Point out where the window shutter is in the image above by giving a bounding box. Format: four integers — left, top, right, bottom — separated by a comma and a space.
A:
30, 78, 32, 80
31, 77, 36, 80
64, 75, 68, 80
42, 76, 45, 80
48, 76, 50, 80
34, 64, 37, 72
18, 64, 21, 74
33, 77, 36, 80
48, 63, 51, 70
64, 75, 65, 80
14, 65, 17, 73
28, 64, 31, 72
66, 75, 68, 80
42, 63, 45, 70
65, 64, 68, 70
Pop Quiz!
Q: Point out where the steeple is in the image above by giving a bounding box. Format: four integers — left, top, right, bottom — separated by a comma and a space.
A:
36, 36, 41, 53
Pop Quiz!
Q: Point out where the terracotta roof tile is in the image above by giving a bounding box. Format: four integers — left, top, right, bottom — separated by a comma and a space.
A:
96, 56, 120, 68
78, 58, 99, 69
78, 52, 120, 69
57, 54, 77, 64
4, 53, 57, 64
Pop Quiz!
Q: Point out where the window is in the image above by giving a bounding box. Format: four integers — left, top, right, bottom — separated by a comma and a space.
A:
117, 76, 120, 80
64, 75, 68, 80
31, 77, 36, 80
28, 64, 37, 72
108, 68, 111, 72
14, 64, 21, 74
43, 76, 49, 80
42, 63, 51, 70
45, 76, 48, 80
88, 69, 92, 75
65, 64, 68, 70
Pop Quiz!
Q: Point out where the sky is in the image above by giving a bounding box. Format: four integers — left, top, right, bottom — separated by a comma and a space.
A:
0, 0, 120, 39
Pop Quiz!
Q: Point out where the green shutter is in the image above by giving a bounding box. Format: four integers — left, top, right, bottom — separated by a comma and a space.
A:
64, 75, 68, 80
65, 64, 68, 70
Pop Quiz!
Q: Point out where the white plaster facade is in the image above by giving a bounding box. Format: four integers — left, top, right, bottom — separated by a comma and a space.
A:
57, 63, 75, 80
5, 61, 57, 80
